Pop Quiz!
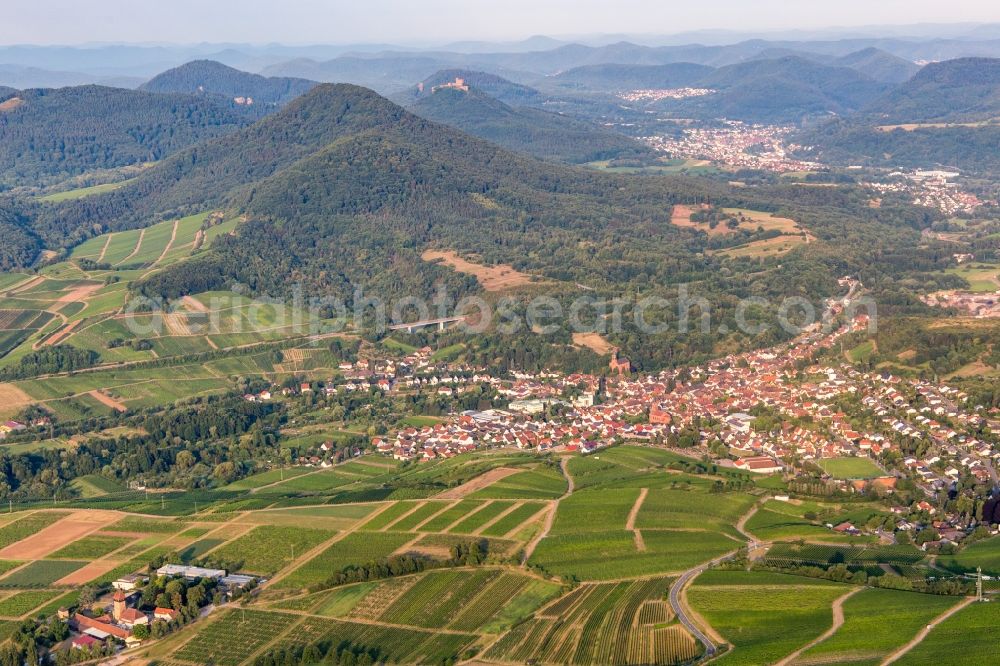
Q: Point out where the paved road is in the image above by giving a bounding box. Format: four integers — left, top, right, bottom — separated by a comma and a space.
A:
667, 551, 737, 656
668, 499, 769, 658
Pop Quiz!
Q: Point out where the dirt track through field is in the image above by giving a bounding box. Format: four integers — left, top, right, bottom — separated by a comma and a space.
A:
0, 510, 119, 559
151, 219, 179, 268
775, 588, 861, 666
435, 467, 521, 499
117, 229, 145, 265
96, 234, 114, 263
880, 596, 975, 665
522, 457, 574, 563
628, 488, 648, 552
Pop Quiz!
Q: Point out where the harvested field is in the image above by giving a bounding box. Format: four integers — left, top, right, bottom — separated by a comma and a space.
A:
436, 468, 522, 499
55, 283, 102, 307
54, 559, 121, 585
572, 332, 614, 355
422, 250, 534, 291
0, 510, 118, 560
670, 204, 714, 232
0, 384, 33, 418
88, 390, 127, 412
181, 295, 209, 313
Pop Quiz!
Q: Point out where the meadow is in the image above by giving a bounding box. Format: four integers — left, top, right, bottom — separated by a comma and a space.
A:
817, 457, 883, 479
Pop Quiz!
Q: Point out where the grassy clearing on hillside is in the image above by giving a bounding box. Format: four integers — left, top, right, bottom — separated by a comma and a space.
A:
38, 180, 131, 203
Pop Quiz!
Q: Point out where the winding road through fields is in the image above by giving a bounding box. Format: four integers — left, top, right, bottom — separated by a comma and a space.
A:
667, 499, 766, 657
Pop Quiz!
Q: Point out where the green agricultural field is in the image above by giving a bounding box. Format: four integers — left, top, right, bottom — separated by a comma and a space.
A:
551, 488, 638, 535
222, 467, 312, 491
174, 609, 299, 666
896, 598, 1000, 665
276, 531, 413, 590
48, 534, 132, 559
469, 467, 567, 499
744, 499, 881, 544
312, 581, 379, 617
939, 534, 1000, 575
484, 577, 697, 665
0, 590, 63, 618
818, 457, 883, 479
203, 526, 334, 576
942, 263, 1000, 293
447, 500, 516, 533
688, 570, 846, 665
481, 502, 547, 537
765, 542, 925, 566
68, 475, 126, 498
796, 588, 960, 665
411, 499, 485, 532
380, 501, 449, 531
532, 528, 736, 580
0, 560, 86, 587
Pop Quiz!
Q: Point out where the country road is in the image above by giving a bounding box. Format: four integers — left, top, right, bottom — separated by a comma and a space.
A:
668, 499, 768, 657
667, 550, 735, 656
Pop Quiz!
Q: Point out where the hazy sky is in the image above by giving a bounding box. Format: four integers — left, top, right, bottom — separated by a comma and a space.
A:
4, 0, 1000, 45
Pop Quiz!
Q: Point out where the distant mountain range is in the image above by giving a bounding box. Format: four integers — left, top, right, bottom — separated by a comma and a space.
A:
6, 31, 1000, 92
407, 85, 650, 163
140, 60, 318, 106
860, 57, 1000, 122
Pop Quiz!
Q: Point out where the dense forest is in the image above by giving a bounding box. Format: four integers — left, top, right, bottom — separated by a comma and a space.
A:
0, 395, 281, 499
0, 84, 267, 187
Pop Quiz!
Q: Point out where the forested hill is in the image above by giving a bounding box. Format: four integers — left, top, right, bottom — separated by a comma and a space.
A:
663, 56, 890, 123
832, 48, 920, 85
543, 62, 713, 92
404, 69, 543, 106
0, 85, 267, 187
860, 57, 1000, 122
0, 86, 15, 100
408, 87, 651, 163
796, 58, 1000, 174
141, 60, 318, 106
